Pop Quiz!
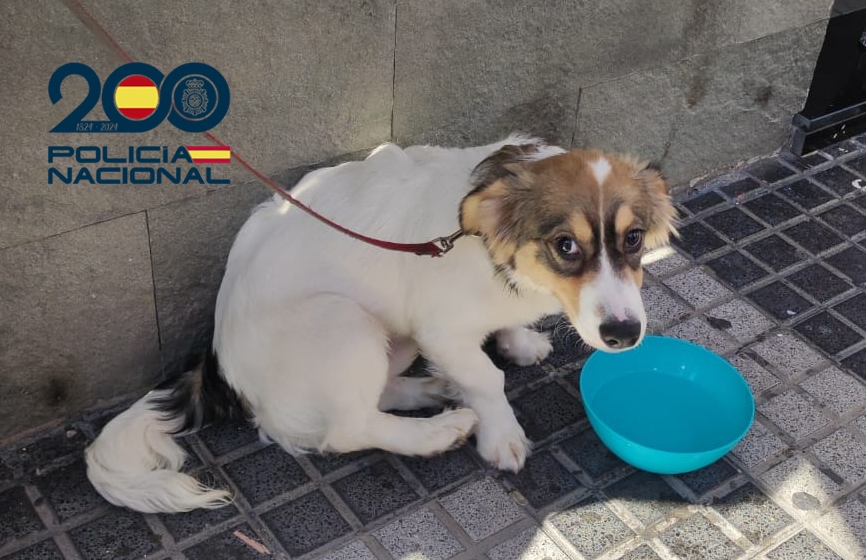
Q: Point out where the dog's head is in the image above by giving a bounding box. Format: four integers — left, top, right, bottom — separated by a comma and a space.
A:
460, 143, 677, 352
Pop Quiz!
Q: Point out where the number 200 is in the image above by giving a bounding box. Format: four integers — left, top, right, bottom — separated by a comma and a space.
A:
48, 62, 230, 133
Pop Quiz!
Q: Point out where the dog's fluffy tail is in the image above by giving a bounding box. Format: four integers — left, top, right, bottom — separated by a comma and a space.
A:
85, 351, 245, 513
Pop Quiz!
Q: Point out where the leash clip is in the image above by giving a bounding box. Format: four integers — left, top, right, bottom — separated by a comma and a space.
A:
432, 230, 465, 256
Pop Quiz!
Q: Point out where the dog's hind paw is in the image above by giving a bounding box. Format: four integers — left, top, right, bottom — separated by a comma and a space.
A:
495, 327, 553, 367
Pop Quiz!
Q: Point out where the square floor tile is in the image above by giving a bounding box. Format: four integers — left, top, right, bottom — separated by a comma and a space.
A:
777, 179, 834, 210
856, 414, 866, 435
606, 471, 687, 525
673, 222, 727, 258
730, 354, 779, 394
786, 264, 851, 302
401, 448, 478, 493
842, 348, 866, 381
846, 152, 866, 175
676, 460, 738, 496
506, 449, 582, 509
512, 381, 584, 442
664, 268, 732, 308
704, 208, 765, 241
748, 158, 797, 184
682, 191, 726, 214
2, 540, 64, 560
439, 478, 524, 542
761, 455, 842, 511
766, 530, 843, 560
749, 332, 826, 379
550, 497, 634, 558
36, 458, 104, 522
261, 490, 352, 556
826, 246, 866, 285
374, 508, 463, 560
743, 193, 801, 226
487, 527, 570, 560
813, 497, 866, 556
503, 363, 547, 391
617, 544, 665, 560
833, 292, 866, 330
759, 391, 830, 440
746, 282, 812, 321
814, 165, 861, 195
319, 541, 377, 560
794, 312, 862, 355
810, 428, 866, 485
705, 299, 774, 342
559, 427, 628, 480
331, 460, 419, 525
732, 421, 787, 468
720, 177, 762, 198
706, 251, 769, 289
818, 204, 866, 236
743, 235, 806, 272
198, 420, 260, 457
659, 513, 741, 560
183, 523, 271, 560
711, 483, 793, 545
68, 509, 162, 560
222, 445, 309, 506
642, 283, 689, 333
0, 487, 43, 549
666, 317, 737, 355
783, 220, 846, 255
643, 247, 691, 277
801, 367, 866, 416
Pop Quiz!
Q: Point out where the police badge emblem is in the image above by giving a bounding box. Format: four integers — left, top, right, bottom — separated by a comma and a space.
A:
181, 77, 209, 117
168, 66, 229, 131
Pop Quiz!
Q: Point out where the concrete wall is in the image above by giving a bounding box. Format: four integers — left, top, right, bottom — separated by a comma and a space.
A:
0, 0, 832, 442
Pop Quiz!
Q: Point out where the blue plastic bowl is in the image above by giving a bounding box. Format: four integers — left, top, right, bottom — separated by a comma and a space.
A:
579, 335, 754, 474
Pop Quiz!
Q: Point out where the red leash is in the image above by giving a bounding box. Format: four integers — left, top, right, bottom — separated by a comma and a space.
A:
62, 0, 461, 257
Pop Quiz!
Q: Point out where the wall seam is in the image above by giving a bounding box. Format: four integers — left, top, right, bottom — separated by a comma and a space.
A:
570, 87, 582, 148
390, 1, 398, 142
143, 209, 165, 379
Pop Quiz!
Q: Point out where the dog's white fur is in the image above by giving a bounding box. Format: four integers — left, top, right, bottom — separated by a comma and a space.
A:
86, 136, 672, 513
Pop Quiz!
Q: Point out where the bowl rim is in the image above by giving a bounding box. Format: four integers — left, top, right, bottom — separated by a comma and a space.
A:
579, 335, 756, 457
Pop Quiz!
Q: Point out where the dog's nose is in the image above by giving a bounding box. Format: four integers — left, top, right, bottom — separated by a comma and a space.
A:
599, 320, 642, 349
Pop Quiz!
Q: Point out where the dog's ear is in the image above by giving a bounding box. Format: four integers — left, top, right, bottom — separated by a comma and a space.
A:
460, 144, 539, 237
635, 162, 678, 249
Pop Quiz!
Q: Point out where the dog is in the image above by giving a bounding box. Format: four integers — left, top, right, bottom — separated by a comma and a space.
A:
85, 135, 676, 513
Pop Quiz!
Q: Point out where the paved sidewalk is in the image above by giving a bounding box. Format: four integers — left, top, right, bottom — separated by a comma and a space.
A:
1, 139, 865, 560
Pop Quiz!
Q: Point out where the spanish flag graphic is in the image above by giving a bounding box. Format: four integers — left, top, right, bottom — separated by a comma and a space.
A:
114, 75, 159, 120
186, 145, 232, 164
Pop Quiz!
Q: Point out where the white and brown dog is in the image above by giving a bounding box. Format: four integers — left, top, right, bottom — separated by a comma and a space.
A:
86, 135, 677, 513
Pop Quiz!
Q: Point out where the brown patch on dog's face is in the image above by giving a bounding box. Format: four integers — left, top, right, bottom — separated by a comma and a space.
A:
460, 145, 677, 351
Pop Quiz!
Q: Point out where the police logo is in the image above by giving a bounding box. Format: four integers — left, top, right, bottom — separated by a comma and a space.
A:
181, 78, 208, 117
171, 73, 220, 122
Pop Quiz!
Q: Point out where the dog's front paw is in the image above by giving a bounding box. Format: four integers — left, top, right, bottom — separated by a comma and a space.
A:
475, 417, 531, 472
495, 328, 553, 367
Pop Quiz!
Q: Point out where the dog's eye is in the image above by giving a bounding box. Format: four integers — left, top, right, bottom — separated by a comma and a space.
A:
555, 236, 581, 260
624, 229, 644, 253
